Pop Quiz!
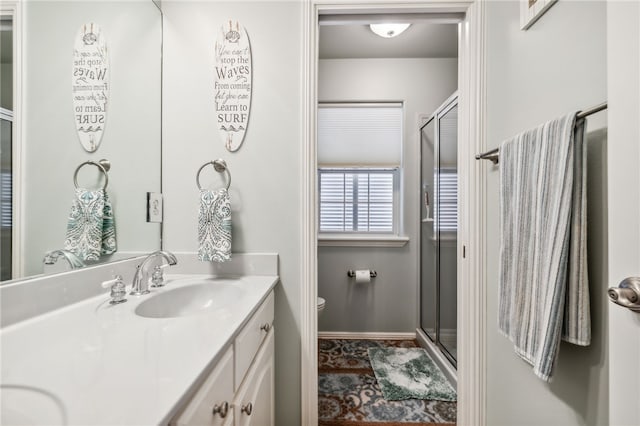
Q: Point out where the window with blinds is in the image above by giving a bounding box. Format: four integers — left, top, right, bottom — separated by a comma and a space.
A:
318, 103, 402, 235
435, 169, 457, 232
319, 168, 398, 233
0, 171, 11, 230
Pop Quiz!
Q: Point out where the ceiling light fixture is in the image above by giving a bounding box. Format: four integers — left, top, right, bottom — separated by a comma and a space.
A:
369, 23, 411, 38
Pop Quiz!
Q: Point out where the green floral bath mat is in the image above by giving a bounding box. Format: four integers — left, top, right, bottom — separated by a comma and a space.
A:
368, 347, 457, 402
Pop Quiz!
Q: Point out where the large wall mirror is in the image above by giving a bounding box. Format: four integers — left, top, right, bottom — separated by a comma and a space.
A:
0, 0, 162, 283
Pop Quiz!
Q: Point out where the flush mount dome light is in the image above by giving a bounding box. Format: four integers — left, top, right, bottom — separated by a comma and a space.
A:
369, 23, 411, 38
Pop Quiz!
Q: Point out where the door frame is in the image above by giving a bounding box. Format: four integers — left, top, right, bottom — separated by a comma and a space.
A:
300, 1, 487, 424
0, 1, 23, 280
606, 1, 640, 424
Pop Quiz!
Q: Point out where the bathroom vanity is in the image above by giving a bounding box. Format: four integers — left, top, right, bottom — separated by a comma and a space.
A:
172, 291, 274, 426
0, 254, 278, 426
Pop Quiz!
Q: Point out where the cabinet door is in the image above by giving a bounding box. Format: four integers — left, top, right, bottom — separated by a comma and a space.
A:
234, 329, 274, 426
235, 291, 274, 390
172, 346, 234, 426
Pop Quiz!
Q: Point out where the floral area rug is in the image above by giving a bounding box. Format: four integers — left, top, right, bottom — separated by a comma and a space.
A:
318, 339, 456, 425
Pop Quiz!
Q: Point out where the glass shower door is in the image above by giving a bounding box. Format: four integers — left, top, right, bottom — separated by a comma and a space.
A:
419, 94, 458, 367
420, 118, 436, 341
1, 111, 13, 281
436, 100, 458, 364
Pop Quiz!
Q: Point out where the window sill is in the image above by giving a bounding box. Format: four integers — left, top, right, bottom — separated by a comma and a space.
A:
318, 234, 409, 248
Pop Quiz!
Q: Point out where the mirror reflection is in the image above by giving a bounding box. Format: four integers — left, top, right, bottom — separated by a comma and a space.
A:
0, 1, 162, 283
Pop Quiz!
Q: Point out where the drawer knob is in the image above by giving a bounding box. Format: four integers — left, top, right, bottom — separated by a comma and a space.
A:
212, 401, 229, 418
260, 323, 271, 333
241, 402, 253, 416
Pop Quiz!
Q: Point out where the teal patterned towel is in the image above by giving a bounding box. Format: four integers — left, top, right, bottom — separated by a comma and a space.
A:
64, 188, 116, 261
198, 188, 231, 262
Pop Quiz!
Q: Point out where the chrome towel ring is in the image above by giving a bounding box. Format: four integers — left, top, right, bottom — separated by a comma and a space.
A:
74, 159, 110, 190
196, 159, 231, 191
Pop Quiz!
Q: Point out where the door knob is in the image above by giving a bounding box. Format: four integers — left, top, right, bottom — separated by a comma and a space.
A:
608, 277, 640, 312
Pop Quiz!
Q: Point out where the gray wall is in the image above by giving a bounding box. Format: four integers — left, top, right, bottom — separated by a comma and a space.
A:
317, 58, 457, 332
22, 1, 161, 276
161, 2, 302, 424
485, 1, 608, 424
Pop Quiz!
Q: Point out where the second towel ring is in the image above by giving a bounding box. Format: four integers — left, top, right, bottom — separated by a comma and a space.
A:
74, 159, 110, 190
196, 159, 231, 191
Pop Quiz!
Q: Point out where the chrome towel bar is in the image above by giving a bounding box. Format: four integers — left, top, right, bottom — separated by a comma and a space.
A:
475, 102, 607, 165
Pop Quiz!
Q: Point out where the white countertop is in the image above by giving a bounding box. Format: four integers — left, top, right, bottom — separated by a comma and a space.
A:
0, 274, 278, 425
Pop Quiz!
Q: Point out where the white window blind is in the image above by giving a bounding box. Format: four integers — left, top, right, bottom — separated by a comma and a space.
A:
318, 103, 402, 235
435, 169, 457, 232
318, 104, 402, 166
319, 168, 397, 233
0, 171, 12, 229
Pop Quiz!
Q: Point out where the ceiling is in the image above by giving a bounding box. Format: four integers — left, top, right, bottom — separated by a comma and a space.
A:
319, 23, 458, 59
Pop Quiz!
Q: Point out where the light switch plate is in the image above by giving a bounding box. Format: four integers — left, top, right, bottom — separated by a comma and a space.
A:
147, 192, 163, 223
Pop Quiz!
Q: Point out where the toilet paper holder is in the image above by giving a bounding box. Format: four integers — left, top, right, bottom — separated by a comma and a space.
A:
347, 270, 377, 278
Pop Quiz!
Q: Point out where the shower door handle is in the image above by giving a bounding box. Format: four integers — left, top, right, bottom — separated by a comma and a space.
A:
608, 277, 640, 312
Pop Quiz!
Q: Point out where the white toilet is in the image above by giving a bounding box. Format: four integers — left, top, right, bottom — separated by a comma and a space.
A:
317, 297, 326, 316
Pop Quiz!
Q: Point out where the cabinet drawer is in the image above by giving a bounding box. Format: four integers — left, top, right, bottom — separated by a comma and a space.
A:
234, 291, 274, 390
233, 329, 275, 426
172, 346, 234, 426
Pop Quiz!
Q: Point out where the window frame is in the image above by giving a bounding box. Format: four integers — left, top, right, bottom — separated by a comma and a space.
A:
318, 167, 400, 236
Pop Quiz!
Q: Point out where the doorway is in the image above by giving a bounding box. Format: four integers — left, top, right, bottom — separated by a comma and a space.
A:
302, 2, 487, 425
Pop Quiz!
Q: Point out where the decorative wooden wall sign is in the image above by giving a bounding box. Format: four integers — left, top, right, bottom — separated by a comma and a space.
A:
214, 20, 252, 152
72, 23, 109, 153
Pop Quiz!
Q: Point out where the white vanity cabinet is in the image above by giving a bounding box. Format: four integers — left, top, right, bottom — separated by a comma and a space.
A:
172, 291, 274, 426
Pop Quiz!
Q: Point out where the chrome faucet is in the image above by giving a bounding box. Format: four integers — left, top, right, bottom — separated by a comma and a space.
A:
43, 249, 86, 269
130, 250, 178, 296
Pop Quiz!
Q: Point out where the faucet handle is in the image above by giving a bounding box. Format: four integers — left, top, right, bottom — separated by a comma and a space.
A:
150, 264, 169, 288
102, 275, 127, 305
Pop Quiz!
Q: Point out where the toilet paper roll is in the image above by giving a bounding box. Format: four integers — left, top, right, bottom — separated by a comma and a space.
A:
355, 270, 371, 284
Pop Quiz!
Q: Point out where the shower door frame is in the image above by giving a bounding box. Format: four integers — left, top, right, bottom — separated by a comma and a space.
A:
419, 93, 459, 368
301, 2, 488, 425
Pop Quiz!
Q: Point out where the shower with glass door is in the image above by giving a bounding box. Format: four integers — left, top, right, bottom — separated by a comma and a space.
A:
420, 93, 458, 367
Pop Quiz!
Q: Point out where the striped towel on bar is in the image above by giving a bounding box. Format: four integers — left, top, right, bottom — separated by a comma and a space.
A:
498, 111, 590, 382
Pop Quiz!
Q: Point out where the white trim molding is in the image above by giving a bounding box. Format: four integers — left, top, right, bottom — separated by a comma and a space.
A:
457, 2, 487, 425
318, 331, 416, 340
300, 0, 318, 424
302, 2, 486, 426
318, 234, 409, 247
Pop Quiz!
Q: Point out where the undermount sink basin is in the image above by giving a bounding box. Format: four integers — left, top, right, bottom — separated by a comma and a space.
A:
135, 279, 245, 318
0, 385, 67, 425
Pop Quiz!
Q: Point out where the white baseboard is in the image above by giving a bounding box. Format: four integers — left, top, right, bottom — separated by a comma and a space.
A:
318, 331, 416, 340
416, 328, 457, 388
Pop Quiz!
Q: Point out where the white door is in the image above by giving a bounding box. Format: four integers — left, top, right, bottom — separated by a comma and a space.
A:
607, 2, 640, 425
